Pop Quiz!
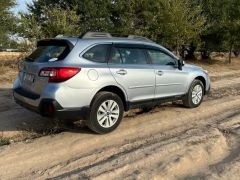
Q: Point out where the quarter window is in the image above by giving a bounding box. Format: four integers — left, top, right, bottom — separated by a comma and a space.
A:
147, 49, 176, 65
83, 44, 109, 63
110, 47, 148, 64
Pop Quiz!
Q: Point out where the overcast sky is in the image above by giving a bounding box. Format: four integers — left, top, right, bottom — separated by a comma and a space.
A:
13, 0, 33, 14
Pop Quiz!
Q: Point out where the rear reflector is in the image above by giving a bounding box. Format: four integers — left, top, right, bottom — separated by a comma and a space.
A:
39, 67, 80, 82
47, 103, 54, 113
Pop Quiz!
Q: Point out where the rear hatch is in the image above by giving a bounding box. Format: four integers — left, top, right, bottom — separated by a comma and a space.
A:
18, 39, 74, 95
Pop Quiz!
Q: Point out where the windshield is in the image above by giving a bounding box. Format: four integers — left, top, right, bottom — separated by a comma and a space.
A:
26, 40, 71, 63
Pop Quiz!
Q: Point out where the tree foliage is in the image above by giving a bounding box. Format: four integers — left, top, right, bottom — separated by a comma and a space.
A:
7, 0, 240, 62
199, 0, 240, 62
136, 0, 205, 54
0, 0, 16, 48
18, 5, 80, 40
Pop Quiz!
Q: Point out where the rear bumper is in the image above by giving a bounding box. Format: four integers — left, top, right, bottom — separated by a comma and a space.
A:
13, 88, 89, 120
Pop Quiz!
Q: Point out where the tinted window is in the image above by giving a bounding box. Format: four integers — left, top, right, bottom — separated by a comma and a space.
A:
111, 47, 148, 64
27, 45, 69, 63
147, 49, 176, 65
111, 48, 122, 64
83, 44, 109, 63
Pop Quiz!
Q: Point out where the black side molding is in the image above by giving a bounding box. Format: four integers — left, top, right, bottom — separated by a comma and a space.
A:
126, 94, 186, 110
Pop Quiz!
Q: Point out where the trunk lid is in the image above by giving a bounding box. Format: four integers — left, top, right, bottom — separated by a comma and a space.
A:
18, 39, 74, 95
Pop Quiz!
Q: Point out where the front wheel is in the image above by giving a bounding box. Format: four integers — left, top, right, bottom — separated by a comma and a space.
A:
87, 91, 124, 134
183, 80, 204, 108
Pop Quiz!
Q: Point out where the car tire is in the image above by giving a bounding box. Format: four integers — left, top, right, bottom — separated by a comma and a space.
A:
87, 91, 124, 134
183, 79, 204, 108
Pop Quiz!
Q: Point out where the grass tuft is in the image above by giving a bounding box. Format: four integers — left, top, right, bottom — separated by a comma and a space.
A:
0, 138, 11, 146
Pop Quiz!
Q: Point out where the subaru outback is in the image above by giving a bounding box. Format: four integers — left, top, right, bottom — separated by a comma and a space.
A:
13, 32, 211, 134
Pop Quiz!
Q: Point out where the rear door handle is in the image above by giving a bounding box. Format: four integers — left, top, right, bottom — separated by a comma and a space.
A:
156, 70, 163, 76
116, 69, 127, 75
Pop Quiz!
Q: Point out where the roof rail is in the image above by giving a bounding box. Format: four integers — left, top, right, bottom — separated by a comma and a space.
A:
80, 32, 112, 39
127, 35, 153, 42
79, 32, 153, 42
55, 34, 64, 38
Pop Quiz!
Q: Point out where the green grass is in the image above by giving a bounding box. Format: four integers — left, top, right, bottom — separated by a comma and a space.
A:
0, 138, 10, 146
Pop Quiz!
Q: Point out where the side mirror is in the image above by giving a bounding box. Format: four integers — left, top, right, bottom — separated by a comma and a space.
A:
177, 59, 184, 70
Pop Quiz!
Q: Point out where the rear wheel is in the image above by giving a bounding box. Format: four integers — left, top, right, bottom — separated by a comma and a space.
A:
87, 91, 124, 134
183, 79, 204, 108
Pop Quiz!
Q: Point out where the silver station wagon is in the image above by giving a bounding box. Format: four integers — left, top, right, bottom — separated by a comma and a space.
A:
13, 32, 211, 133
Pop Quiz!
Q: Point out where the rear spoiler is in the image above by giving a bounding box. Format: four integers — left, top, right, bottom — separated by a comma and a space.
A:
37, 39, 74, 50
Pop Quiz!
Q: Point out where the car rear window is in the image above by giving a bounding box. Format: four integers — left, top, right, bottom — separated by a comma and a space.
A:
26, 40, 72, 63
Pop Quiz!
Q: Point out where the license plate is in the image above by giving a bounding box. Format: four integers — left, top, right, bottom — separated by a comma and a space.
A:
23, 73, 35, 83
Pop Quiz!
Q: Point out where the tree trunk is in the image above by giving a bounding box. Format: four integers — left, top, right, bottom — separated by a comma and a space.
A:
175, 40, 180, 58
229, 42, 233, 64
180, 45, 185, 59
201, 50, 209, 60
185, 43, 196, 60
233, 51, 239, 57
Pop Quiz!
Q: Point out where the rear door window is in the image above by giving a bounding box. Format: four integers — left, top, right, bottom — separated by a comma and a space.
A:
27, 40, 71, 63
83, 44, 110, 63
110, 47, 148, 64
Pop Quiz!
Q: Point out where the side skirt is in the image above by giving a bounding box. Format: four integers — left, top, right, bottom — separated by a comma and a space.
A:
126, 94, 186, 110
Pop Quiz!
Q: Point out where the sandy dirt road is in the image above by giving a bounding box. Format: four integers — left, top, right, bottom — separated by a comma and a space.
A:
0, 64, 240, 179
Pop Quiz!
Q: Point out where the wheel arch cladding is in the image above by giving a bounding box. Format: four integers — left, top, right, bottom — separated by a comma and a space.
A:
195, 76, 206, 93
94, 85, 128, 111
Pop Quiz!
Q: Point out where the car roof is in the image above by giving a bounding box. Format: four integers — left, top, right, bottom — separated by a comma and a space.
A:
49, 34, 178, 59
55, 36, 164, 49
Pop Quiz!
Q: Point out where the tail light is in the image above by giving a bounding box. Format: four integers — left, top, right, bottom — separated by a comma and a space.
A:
39, 67, 80, 82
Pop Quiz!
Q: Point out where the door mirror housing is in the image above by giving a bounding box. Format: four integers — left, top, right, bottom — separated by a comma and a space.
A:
177, 59, 184, 70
